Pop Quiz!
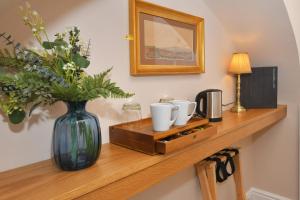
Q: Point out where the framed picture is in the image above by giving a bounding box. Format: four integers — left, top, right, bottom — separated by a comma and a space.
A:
129, 0, 205, 76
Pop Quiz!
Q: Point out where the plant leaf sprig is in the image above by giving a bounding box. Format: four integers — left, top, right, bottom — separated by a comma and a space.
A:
0, 3, 133, 124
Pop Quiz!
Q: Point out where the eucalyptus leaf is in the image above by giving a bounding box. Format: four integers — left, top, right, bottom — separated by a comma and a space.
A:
72, 53, 90, 68
43, 39, 68, 50
55, 46, 65, 57
42, 41, 56, 49
8, 109, 26, 124
54, 39, 68, 47
57, 58, 64, 69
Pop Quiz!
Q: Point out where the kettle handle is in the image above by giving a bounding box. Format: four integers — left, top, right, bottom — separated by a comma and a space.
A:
195, 91, 207, 118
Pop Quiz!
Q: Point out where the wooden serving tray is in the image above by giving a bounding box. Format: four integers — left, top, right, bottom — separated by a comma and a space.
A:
109, 118, 218, 155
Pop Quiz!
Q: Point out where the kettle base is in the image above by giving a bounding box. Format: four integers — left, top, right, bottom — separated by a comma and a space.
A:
209, 118, 222, 122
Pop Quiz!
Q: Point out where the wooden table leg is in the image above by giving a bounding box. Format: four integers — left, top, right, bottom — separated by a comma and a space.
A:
205, 162, 217, 200
233, 154, 246, 200
195, 150, 245, 200
195, 163, 213, 200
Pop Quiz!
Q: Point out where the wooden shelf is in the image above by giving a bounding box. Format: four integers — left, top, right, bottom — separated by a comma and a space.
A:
0, 105, 287, 200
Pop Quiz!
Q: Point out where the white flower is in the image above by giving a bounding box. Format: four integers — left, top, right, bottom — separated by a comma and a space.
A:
62, 65, 67, 70
31, 47, 38, 52
32, 11, 38, 16
63, 62, 76, 71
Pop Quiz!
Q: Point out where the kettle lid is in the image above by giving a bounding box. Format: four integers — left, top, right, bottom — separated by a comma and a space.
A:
203, 89, 222, 93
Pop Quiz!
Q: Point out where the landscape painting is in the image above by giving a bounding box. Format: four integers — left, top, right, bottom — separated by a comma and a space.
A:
129, 0, 204, 75
139, 13, 197, 66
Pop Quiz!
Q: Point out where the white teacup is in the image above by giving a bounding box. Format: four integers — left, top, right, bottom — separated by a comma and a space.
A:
170, 100, 197, 125
150, 103, 179, 132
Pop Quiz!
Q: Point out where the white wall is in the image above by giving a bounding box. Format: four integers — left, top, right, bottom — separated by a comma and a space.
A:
204, 0, 300, 199
1, 0, 298, 200
0, 0, 235, 182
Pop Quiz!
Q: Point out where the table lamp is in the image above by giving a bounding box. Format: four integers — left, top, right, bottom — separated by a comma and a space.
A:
228, 53, 252, 113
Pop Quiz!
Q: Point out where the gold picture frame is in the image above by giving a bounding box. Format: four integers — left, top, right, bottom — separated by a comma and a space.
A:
129, 0, 205, 76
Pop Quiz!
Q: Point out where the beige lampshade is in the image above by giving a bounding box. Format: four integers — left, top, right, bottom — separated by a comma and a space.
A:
228, 53, 252, 74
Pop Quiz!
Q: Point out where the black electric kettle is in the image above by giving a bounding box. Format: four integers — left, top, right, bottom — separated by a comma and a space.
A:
195, 89, 222, 122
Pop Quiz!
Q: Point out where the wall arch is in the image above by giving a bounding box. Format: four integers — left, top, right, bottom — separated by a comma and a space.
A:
204, 0, 300, 199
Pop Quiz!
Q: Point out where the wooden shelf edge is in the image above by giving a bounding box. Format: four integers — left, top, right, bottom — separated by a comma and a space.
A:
0, 105, 287, 200
77, 105, 287, 200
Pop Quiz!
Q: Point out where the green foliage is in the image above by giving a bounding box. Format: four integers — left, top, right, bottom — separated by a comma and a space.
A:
9, 110, 26, 124
72, 53, 90, 68
42, 39, 68, 50
0, 57, 25, 69
51, 68, 133, 102
42, 41, 57, 49
0, 33, 26, 72
0, 4, 134, 124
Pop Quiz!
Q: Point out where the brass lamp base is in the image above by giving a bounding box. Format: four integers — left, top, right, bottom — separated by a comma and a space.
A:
231, 104, 246, 113
231, 74, 247, 113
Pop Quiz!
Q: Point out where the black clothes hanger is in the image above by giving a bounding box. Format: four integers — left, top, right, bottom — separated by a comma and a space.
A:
215, 152, 235, 176
205, 148, 239, 183
206, 157, 228, 183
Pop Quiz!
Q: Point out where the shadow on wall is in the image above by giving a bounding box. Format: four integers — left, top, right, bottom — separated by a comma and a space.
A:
0, 99, 130, 133
131, 166, 202, 200
0, 101, 67, 133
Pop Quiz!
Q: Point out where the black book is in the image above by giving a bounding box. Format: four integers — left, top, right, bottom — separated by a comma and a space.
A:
240, 66, 278, 108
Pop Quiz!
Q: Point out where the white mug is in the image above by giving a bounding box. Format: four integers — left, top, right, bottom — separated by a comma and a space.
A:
170, 100, 197, 126
150, 103, 179, 132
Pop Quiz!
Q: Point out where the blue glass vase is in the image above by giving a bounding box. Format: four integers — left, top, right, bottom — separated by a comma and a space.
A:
53, 101, 101, 171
